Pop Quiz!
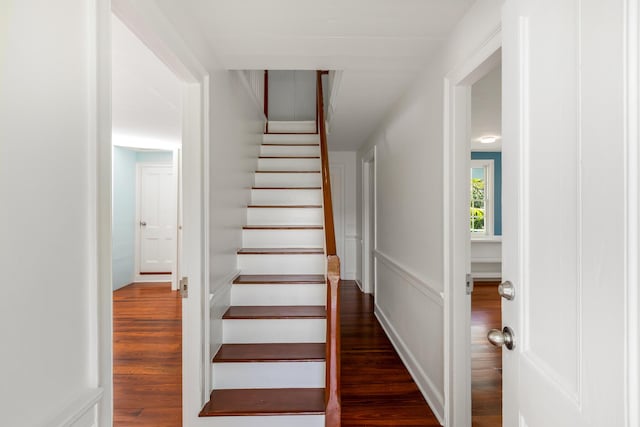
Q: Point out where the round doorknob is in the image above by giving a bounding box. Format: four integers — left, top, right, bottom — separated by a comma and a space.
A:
498, 281, 516, 300
487, 326, 516, 350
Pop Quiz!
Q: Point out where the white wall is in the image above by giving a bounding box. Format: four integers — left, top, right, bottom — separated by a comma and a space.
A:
0, 1, 103, 425
208, 69, 265, 360
355, 0, 503, 422
329, 151, 357, 280
268, 70, 316, 121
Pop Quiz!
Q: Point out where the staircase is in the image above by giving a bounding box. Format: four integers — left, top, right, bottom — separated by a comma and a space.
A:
199, 120, 334, 426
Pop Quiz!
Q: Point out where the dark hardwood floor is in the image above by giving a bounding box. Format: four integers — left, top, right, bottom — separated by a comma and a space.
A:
341, 280, 441, 426
113, 282, 182, 427
471, 281, 502, 427
113, 280, 444, 426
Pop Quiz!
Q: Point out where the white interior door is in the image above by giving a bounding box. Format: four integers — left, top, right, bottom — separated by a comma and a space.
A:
138, 164, 176, 273
502, 1, 630, 426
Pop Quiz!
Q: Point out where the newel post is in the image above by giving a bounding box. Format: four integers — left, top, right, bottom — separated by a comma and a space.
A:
325, 255, 341, 426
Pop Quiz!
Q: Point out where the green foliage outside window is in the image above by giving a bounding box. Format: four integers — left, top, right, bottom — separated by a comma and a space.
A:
470, 177, 485, 232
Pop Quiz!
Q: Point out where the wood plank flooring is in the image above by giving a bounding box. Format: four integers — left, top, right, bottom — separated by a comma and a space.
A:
340, 281, 441, 426
471, 281, 502, 427
113, 282, 182, 427
113, 280, 452, 426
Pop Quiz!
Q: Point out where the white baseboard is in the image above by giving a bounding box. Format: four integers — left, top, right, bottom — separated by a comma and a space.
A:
374, 306, 445, 425
44, 388, 103, 427
354, 279, 363, 291
134, 274, 173, 283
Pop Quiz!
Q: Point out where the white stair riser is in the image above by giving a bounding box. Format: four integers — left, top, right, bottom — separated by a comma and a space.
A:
198, 415, 324, 427
251, 189, 322, 205
268, 120, 316, 133
243, 229, 324, 248
247, 207, 322, 226
261, 145, 320, 157
254, 172, 321, 188
223, 319, 326, 343
263, 133, 320, 145
212, 361, 325, 389
258, 158, 320, 171
238, 254, 325, 275
231, 284, 326, 306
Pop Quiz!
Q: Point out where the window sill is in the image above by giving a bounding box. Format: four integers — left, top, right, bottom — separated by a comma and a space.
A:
470, 235, 502, 243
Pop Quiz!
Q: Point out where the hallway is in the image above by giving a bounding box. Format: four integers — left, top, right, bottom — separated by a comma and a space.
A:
341, 281, 441, 426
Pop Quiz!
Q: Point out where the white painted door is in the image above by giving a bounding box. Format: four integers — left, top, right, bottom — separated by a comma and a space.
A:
502, 1, 630, 426
138, 164, 176, 273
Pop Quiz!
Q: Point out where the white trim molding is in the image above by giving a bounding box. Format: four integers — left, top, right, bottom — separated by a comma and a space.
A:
625, 1, 640, 425
45, 388, 104, 427
374, 249, 444, 305
210, 269, 239, 307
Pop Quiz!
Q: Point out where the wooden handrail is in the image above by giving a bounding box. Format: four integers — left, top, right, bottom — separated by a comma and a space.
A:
264, 70, 269, 133
317, 70, 341, 427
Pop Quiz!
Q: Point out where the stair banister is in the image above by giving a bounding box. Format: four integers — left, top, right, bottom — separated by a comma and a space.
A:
316, 70, 341, 427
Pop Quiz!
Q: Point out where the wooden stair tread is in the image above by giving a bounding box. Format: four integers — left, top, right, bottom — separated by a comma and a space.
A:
237, 248, 323, 255
200, 388, 325, 416
265, 132, 318, 135
233, 274, 325, 284
262, 143, 320, 146
247, 204, 322, 208
223, 305, 326, 319
255, 170, 320, 173
259, 156, 320, 159
242, 225, 323, 230
213, 343, 325, 363
252, 187, 321, 190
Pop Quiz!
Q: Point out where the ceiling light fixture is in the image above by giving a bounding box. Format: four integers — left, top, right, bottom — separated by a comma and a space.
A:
479, 135, 499, 144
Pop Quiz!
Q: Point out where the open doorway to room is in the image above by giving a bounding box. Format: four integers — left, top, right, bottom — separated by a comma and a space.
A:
468, 57, 502, 427
468, 58, 502, 427
111, 12, 183, 427
362, 147, 376, 296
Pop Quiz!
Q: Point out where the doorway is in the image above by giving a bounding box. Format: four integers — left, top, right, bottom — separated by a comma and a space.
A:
443, 28, 501, 427
110, 11, 184, 426
362, 147, 376, 295
136, 161, 176, 280
468, 62, 503, 427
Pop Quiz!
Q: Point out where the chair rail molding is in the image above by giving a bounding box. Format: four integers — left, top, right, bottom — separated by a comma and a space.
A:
374, 249, 444, 305
45, 388, 104, 427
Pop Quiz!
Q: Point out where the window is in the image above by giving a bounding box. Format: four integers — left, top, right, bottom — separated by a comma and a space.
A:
470, 159, 493, 235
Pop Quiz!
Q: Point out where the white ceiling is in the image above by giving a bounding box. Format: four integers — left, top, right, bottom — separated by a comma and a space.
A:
151, 0, 476, 150
471, 63, 502, 151
112, 14, 182, 148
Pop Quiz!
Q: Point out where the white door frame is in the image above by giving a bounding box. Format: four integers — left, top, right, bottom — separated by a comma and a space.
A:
442, 27, 501, 427
101, 2, 211, 426
135, 162, 177, 284
361, 147, 376, 295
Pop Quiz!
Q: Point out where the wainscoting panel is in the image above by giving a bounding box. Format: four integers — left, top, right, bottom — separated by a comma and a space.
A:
373, 255, 445, 423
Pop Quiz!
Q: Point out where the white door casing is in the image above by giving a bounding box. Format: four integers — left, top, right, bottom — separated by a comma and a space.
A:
444, 28, 502, 427
501, 0, 632, 426
330, 164, 346, 278
362, 147, 376, 295
137, 164, 176, 274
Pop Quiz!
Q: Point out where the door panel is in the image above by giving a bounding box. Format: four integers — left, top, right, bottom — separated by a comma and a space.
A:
139, 165, 175, 273
502, 0, 627, 426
